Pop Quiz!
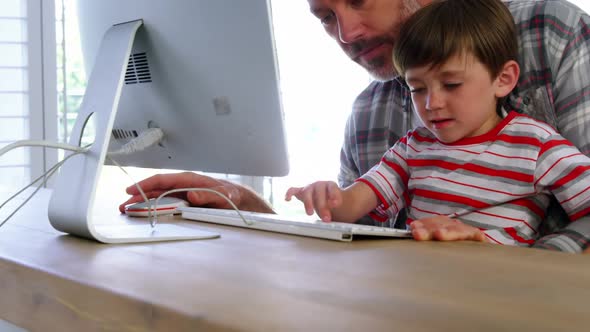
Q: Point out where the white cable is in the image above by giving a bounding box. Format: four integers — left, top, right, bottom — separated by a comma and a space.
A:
110, 159, 253, 228
0, 140, 89, 158
106, 129, 253, 230
151, 188, 253, 228
106, 156, 155, 222
0, 141, 91, 228
0, 150, 85, 228
1, 129, 249, 231
105, 127, 166, 226
1, 129, 163, 229
107, 128, 164, 157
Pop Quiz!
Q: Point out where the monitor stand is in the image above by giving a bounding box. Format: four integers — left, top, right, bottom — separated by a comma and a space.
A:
48, 20, 219, 243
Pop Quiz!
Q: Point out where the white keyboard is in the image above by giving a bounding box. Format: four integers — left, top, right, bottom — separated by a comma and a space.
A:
178, 207, 412, 242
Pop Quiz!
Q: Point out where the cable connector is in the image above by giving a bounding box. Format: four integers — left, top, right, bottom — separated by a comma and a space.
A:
107, 128, 164, 157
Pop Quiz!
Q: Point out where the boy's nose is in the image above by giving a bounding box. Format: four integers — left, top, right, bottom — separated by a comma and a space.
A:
426, 91, 444, 111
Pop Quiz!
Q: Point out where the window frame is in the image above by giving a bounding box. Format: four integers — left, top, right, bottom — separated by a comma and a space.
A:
29, 0, 58, 184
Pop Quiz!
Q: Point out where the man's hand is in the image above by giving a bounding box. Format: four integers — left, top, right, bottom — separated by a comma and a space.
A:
119, 172, 272, 213
584, 247, 590, 254
410, 216, 487, 242
285, 181, 343, 222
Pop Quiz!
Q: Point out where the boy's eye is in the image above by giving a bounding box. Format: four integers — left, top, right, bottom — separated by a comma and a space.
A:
444, 82, 462, 89
350, 0, 366, 8
409, 87, 426, 94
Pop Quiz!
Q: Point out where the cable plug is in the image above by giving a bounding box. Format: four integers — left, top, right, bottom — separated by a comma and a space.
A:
107, 128, 164, 157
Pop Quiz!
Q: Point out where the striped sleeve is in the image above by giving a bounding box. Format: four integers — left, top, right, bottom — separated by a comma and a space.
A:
534, 134, 590, 220
533, 229, 589, 253
533, 135, 590, 252
358, 135, 412, 221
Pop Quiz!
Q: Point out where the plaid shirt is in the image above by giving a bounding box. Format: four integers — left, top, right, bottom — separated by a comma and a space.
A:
338, 0, 590, 253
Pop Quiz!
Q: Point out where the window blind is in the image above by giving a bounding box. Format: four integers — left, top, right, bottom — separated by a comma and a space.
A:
0, 0, 30, 188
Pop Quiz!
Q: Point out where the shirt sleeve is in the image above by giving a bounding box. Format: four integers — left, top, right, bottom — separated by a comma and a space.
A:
552, 8, 590, 155
338, 113, 361, 189
533, 227, 590, 253
531, 5, 590, 252
357, 136, 412, 222
338, 100, 387, 226
533, 134, 590, 252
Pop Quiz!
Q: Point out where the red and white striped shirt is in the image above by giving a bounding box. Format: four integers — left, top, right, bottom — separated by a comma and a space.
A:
359, 112, 590, 246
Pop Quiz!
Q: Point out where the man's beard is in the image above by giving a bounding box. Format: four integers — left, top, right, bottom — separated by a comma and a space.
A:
351, 0, 422, 81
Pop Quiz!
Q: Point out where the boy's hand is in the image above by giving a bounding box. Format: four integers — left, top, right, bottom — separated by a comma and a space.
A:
285, 181, 342, 222
410, 216, 487, 242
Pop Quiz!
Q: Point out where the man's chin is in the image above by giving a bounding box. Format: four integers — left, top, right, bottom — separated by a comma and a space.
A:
352, 56, 397, 82
367, 67, 397, 82
360, 60, 397, 81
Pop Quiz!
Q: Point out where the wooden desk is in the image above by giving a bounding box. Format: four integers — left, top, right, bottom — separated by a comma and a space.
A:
0, 188, 589, 331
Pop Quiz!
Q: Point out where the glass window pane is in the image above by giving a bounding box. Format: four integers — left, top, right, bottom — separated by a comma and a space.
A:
0, 93, 28, 116
0, 117, 28, 141
0, 144, 28, 166
0, 68, 27, 91
55, 23, 63, 44
0, 166, 29, 188
2, 0, 26, 18
66, 93, 83, 112
0, 43, 27, 67
55, 4, 63, 21
0, 19, 27, 42
269, 0, 371, 214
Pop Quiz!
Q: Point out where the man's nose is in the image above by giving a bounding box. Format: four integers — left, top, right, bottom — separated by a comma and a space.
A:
336, 10, 364, 43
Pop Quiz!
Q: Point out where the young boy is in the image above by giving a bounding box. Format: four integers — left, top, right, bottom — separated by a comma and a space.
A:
285, 0, 590, 246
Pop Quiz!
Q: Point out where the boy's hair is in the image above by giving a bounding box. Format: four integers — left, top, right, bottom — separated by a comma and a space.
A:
393, 0, 518, 79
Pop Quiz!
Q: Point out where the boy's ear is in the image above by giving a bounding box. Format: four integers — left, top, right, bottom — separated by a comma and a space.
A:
494, 60, 520, 98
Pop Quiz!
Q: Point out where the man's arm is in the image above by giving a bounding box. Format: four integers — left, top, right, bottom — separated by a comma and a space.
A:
533, 217, 590, 253
527, 2, 590, 253
119, 172, 274, 214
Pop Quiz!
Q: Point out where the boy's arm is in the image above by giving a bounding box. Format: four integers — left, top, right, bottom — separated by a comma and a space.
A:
331, 182, 379, 223
285, 181, 378, 223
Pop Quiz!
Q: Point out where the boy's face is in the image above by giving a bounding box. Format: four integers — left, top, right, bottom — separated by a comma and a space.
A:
405, 53, 504, 143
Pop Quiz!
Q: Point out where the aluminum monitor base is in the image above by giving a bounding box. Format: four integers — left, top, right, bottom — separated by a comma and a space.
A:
92, 224, 219, 243
47, 20, 219, 243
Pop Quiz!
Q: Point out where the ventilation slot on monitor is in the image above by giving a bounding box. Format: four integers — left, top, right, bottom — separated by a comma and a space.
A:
112, 129, 139, 140
125, 52, 152, 84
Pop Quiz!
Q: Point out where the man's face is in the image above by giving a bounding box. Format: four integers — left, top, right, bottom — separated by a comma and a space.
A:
308, 0, 424, 81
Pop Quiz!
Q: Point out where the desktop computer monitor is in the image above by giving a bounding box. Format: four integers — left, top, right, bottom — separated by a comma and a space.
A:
47, 0, 289, 243
79, 0, 289, 175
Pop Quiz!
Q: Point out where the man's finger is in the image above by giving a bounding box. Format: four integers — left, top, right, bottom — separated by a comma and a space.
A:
118, 190, 167, 213
126, 172, 219, 195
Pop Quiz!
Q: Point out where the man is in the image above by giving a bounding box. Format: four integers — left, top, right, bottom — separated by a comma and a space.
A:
120, 0, 590, 253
